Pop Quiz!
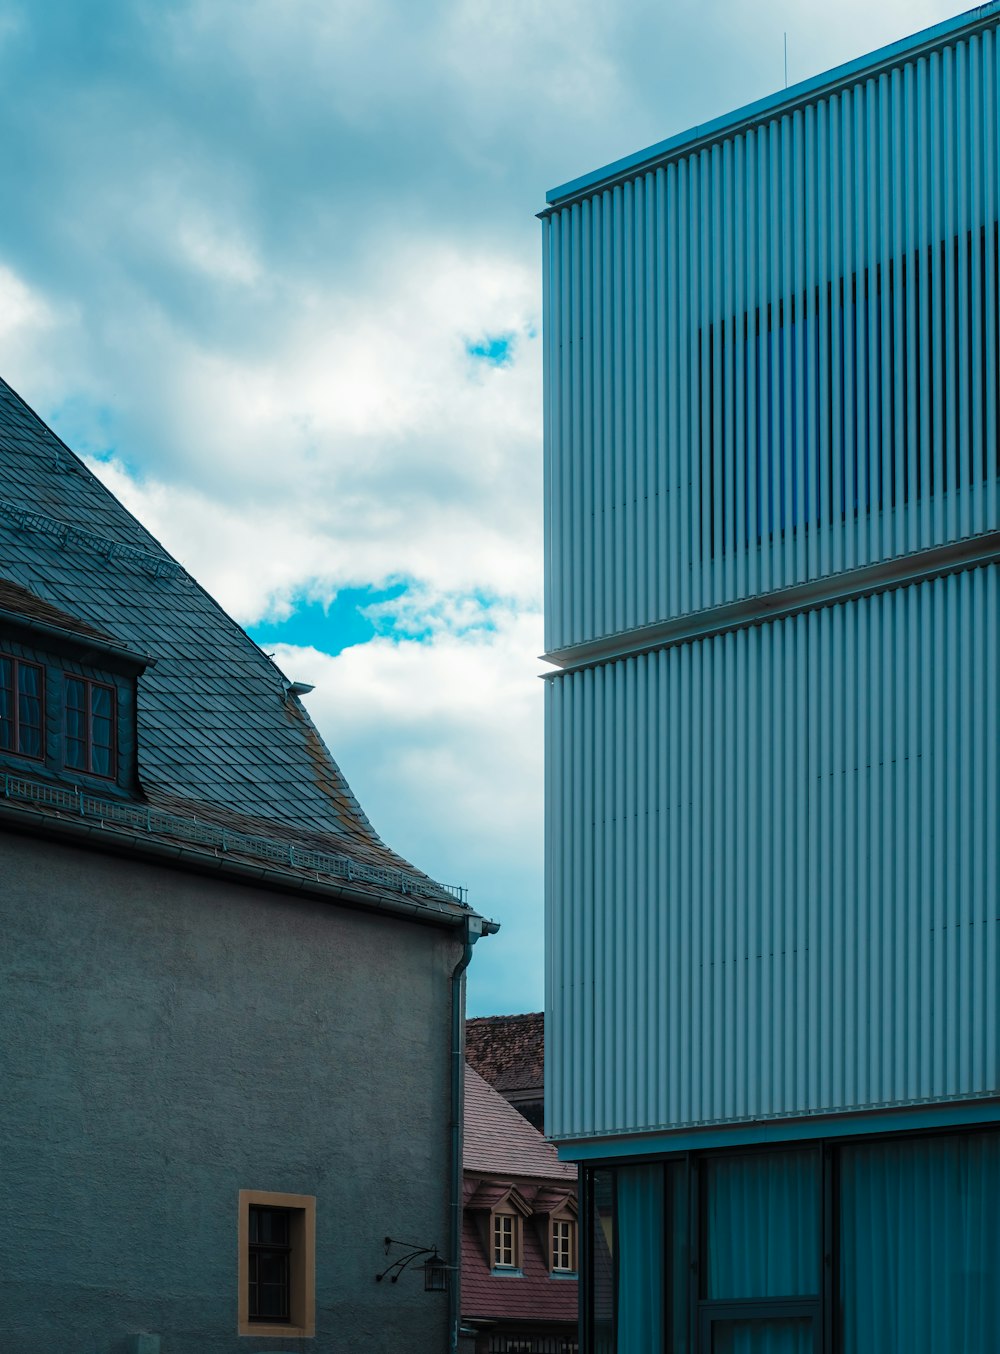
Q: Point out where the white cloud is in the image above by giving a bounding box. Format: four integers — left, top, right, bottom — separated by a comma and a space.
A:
81, 241, 541, 626
270, 607, 545, 1014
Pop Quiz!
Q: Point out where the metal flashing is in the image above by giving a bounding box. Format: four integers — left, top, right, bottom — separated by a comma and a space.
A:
554, 1096, 1000, 1161
542, 529, 1000, 676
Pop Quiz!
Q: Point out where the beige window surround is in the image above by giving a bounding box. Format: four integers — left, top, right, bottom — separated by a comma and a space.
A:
237, 1189, 316, 1338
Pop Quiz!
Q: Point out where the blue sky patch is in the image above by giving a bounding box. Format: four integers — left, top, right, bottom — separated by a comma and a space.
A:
466, 332, 515, 367
249, 583, 409, 656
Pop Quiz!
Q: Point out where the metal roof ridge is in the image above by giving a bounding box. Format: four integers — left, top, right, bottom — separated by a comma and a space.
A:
545, 1, 1000, 208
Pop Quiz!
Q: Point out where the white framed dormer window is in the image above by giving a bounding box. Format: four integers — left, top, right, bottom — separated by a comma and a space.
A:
550, 1216, 577, 1275
492, 1211, 522, 1271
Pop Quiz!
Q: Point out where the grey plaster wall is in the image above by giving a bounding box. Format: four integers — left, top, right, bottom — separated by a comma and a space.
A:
0, 829, 463, 1354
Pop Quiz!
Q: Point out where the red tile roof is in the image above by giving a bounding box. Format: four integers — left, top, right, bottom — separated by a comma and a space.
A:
464, 1065, 575, 1180
466, 1012, 544, 1095
462, 1214, 578, 1324
463, 1064, 578, 1327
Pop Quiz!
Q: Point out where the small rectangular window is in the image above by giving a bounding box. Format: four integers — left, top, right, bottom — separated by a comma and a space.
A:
238, 1190, 315, 1338
493, 1213, 519, 1269
0, 656, 44, 760
551, 1218, 576, 1273
249, 1206, 291, 1323
65, 675, 116, 778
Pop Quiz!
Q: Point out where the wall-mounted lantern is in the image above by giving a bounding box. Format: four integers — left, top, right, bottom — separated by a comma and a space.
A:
375, 1236, 449, 1292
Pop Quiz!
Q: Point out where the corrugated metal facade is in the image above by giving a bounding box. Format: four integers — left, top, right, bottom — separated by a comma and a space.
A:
547, 568, 999, 1139
544, 17, 999, 655
544, 9, 1000, 1144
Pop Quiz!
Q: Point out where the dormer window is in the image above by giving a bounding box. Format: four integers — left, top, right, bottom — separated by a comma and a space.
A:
493, 1212, 521, 1271
0, 577, 148, 797
0, 655, 44, 760
550, 1217, 577, 1274
65, 676, 116, 777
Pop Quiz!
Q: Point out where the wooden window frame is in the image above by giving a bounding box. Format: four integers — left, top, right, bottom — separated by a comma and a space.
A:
0, 654, 44, 761
550, 1215, 578, 1275
238, 1189, 316, 1338
492, 1210, 522, 1271
64, 673, 117, 779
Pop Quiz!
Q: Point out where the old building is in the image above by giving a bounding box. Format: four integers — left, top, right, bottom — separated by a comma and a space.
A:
466, 1012, 546, 1130
0, 374, 496, 1353
542, 4, 1000, 1351
462, 1065, 578, 1354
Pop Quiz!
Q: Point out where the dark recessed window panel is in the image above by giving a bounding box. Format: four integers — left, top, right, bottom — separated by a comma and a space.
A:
0, 637, 133, 792
582, 1125, 1000, 1354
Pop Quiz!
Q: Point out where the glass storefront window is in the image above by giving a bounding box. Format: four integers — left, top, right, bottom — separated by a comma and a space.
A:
704, 1150, 820, 1299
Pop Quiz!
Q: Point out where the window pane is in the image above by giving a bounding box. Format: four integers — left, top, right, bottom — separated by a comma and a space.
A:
90, 684, 112, 719
589, 1169, 615, 1354
0, 657, 13, 751
711, 1317, 812, 1354
17, 662, 42, 757
66, 678, 86, 770
839, 1131, 1000, 1354
616, 1163, 664, 1354
706, 1150, 820, 1298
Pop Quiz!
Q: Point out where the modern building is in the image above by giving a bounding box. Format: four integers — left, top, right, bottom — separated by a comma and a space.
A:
467, 1012, 546, 1130
542, 5, 1000, 1352
0, 374, 497, 1354
461, 1064, 578, 1354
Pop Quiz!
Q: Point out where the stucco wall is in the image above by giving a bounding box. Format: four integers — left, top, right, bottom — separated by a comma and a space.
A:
0, 827, 462, 1354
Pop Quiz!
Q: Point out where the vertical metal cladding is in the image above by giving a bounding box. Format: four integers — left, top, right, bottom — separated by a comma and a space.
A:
543, 22, 1000, 654
546, 565, 1000, 1141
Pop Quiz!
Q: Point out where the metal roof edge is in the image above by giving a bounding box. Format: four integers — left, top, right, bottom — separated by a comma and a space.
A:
551, 1095, 1000, 1160
544, 1, 1000, 209
0, 795, 492, 931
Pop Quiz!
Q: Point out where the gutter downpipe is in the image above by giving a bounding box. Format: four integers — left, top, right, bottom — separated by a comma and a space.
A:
449, 912, 498, 1352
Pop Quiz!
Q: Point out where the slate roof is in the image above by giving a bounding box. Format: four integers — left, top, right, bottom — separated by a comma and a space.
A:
466, 1012, 545, 1096
464, 1065, 573, 1180
0, 576, 126, 648
0, 376, 467, 917
462, 1064, 577, 1326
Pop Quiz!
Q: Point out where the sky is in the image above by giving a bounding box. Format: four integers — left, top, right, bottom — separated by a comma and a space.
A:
0, 0, 969, 1014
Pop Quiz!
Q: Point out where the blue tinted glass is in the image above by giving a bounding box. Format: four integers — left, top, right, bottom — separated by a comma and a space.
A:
66, 677, 85, 712
17, 662, 43, 757
91, 685, 112, 719
0, 657, 12, 752
616, 1163, 664, 1354
706, 1150, 820, 1298
840, 1132, 1000, 1354
712, 1317, 812, 1354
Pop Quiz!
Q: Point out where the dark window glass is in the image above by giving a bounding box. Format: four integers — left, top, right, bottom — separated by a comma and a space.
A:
65, 676, 116, 778
0, 656, 44, 760
0, 657, 12, 753
705, 1150, 820, 1299
708, 1316, 813, 1353
249, 1205, 291, 1323
590, 1169, 615, 1354
839, 1132, 1000, 1353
